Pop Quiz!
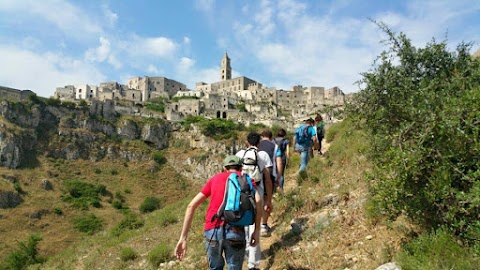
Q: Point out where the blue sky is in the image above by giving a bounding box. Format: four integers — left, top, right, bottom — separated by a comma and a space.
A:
1, 0, 479, 98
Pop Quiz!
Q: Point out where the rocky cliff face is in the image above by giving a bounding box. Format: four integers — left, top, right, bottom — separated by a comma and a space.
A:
169, 125, 241, 182
0, 100, 171, 168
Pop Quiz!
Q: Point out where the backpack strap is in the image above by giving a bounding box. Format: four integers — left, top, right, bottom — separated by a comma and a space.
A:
212, 172, 234, 222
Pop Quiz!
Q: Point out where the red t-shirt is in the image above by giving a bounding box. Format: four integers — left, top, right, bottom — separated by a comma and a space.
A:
201, 171, 256, 231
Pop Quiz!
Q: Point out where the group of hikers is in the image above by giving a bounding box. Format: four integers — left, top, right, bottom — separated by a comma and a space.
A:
175, 114, 326, 270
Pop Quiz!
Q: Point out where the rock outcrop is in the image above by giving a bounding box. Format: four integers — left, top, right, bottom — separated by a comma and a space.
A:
0, 100, 172, 168
0, 191, 23, 208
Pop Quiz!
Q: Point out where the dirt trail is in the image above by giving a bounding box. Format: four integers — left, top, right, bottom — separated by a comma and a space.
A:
257, 140, 331, 269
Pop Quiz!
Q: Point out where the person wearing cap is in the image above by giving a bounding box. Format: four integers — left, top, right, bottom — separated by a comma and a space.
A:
293, 118, 318, 173
175, 155, 262, 270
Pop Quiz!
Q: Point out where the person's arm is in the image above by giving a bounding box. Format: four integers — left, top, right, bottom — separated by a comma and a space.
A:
175, 192, 207, 261
276, 156, 283, 180
263, 166, 273, 212
250, 187, 263, 246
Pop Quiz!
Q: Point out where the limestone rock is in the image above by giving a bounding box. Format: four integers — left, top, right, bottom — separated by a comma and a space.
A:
117, 119, 139, 140
0, 191, 23, 208
375, 262, 402, 270
141, 123, 169, 149
41, 179, 53, 190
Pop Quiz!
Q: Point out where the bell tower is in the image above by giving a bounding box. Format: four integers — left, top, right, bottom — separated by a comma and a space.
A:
220, 52, 231, 81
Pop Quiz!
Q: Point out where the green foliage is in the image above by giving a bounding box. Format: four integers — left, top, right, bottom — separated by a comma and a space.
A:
61, 101, 77, 109
236, 102, 247, 112
45, 98, 61, 107
148, 243, 172, 267
145, 101, 165, 113
62, 180, 108, 209
94, 168, 102, 174
396, 228, 479, 270
119, 247, 137, 262
0, 234, 45, 270
72, 213, 103, 234
78, 99, 88, 108
13, 182, 23, 193
152, 151, 167, 165
140, 196, 162, 213
53, 207, 63, 215
181, 116, 239, 140
155, 210, 179, 227
351, 22, 480, 241
111, 210, 144, 237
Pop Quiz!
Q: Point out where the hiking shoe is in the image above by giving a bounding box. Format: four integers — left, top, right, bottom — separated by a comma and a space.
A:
261, 224, 271, 237
248, 268, 260, 270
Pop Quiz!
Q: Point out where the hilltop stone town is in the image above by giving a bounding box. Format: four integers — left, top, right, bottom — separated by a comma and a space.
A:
1, 54, 346, 127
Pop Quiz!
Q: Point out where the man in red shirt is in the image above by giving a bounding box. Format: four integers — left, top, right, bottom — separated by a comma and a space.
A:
175, 155, 262, 270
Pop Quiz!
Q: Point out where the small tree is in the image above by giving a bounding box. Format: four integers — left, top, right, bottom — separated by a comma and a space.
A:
352, 21, 480, 242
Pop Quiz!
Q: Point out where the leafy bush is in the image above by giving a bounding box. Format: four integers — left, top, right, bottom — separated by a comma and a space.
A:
45, 97, 61, 107
72, 213, 103, 234
62, 180, 107, 209
53, 207, 63, 215
152, 151, 167, 165
120, 247, 138, 261
148, 243, 172, 266
352, 22, 480, 241
145, 103, 165, 113
0, 234, 45, 270
140, 196, 162, 213
94, 168, 102, 174
397, 228, 479, 270
156, 210, 179, 227
111, 210, 144, 237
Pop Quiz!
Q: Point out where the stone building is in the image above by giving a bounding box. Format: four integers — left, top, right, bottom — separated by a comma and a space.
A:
127, 76, 187, 101
0, 86, 35, 101
168, 54, 345, 123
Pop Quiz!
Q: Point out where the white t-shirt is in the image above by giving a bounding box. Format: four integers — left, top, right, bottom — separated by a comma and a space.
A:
236, 147, 273, 173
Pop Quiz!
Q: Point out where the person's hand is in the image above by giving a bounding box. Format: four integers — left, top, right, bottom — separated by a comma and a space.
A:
250, 230, 260, 247
175, 239, 187, 261
264, 200, 273, 213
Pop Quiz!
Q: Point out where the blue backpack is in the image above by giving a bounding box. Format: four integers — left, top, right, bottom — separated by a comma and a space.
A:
215, 173, 256, 226
295, 125, 311, 145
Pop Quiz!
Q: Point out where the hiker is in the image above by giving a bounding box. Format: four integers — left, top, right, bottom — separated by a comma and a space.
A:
175, 155, 263, 270
258, 129, 283, 237
315, 114, 326, 155
293, 118, 318, 173
274, 128, 290, 191
236, 132, 273, 270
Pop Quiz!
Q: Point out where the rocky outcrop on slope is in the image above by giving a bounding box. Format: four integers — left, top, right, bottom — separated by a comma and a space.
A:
0, 100, 171, 168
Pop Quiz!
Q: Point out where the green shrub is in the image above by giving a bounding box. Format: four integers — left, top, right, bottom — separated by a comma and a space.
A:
72, 213, 103, 234
62, 180, 107, 209
148, 243, 172, 266
145, 103, 165, 113
397, 229, 479, 270
53, 207, 63, 215
124, 188, 132, 194
0, 234, 45, 270
110, 169, 118, 175
140, 196, 162, 213
156, 210, 178, 227
94, 168, 102, 174
13, 181, 23, 193
112, 200, 125, 209
120, 247, 138, 261
111, 210, 144, 237
45, 97, 61, 107
352, 22, 480, 241
152, 151, 167, 165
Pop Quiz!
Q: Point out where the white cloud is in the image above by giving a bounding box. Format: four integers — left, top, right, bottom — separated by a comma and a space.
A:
0, 45, 106, 97
102, 4, 118, 26
131, 36, 177, 58
177, 57, 195, 74
85, 37, 111, 62
195, 0, 215, 13
146, 64, 162, 75
0, 0, 102, 40
183, 36, 191, 45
